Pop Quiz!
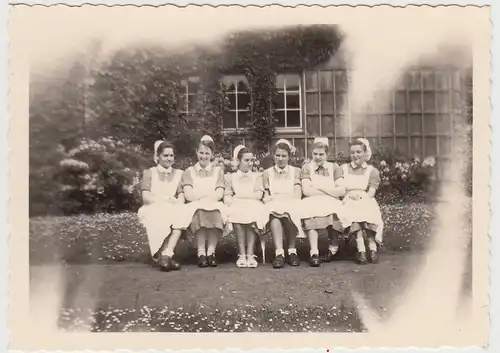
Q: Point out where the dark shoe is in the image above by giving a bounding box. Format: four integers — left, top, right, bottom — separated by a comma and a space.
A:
288, 253, 300, 267
273, 254, 285, 268
369, 250, 379, 263
198, 255, 208, 268
356, 251, 368, 265
309, 254, 320, 267
157, 256, 174, 272
207, 254, 218, 267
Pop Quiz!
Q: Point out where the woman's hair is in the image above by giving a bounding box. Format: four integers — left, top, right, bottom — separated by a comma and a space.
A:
312, 142, 328, 153
198, 140, 215, 154
274, 142, 291, 156
156, 141, 175, 156
237, 147, 253, 160
349, 139, 367, 151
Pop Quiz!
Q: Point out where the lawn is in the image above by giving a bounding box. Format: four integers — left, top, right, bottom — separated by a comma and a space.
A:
29, 202, 472, 332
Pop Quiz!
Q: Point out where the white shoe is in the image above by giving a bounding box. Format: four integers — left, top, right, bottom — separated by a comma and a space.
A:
236, 254, 247, 268
246, 255, 258, 268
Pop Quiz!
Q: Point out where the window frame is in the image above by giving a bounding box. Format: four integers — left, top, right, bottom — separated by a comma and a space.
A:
221, 75, 252, 131
275, 73, 304, 133
179, 76, 200, 115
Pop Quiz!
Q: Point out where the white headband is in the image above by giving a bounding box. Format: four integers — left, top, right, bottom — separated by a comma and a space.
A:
233, 144, 246, 161
153, 140, 164, 163
276, 139, 296, 154
276, 139, 291, 148
200, 135, 214, 143
356, 138, 372, 161
313, 137, 329, 147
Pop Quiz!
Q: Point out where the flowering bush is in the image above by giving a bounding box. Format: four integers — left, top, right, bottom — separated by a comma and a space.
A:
58, 137, 149, 214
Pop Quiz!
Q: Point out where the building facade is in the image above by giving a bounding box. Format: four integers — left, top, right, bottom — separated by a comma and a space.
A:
179, 59, 469, 180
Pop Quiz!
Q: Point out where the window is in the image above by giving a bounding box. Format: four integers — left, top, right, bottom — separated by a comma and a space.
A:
179, 77, 200, 115
222, 75, 251, 129
275, 74, 302, 129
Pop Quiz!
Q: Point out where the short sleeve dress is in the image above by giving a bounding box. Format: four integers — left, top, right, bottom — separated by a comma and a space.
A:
262, 165, 306, 238
174, 162, 229, 236
137, 166, 186, 256
341, 162, 384, 244
300, 161, 345, 232
224, 170, 267, 231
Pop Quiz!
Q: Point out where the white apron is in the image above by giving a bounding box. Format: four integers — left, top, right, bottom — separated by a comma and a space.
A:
138, 168, 184, 255
227, 172, 267, 230
175, 167, 229, 229
265, 167, 306, 238
300, 162, 344, 220
341, 164, 384, 244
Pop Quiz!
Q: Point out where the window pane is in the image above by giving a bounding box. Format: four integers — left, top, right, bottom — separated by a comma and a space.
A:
321, 94, 334, 114
409, 114, 422, 135
335, 93, 349, 115
394, 92, 407, 112
238, 93, 251, 110
287, 111, 301, 127
285, 74, 300, 91
306, 93, 319, 114
238, 111, 252, 129
422, 71, 435, 90
276, 75, 285, 90
452, 71, 463, 90
321, 115, 335, 136
365, 114, 378, 136
379, 114, 393, 136
439, 136, 452, 156
307, 115, 320, 135
334, 70, 349, 92
228, 93, 237, 110
395, 137, 408, 157
351, 114, 364, 137
424, 137, 438, 156
436, 92, 450, 112
276, 93, 286, 110
424, 114, 437, 134
423, 92, 435, 112
409, 92, 422, 112
223, 112, 237, 129
275, 110, 286, 128
395, 114, 407, 135
287, 93, 300, 109
305, 71, 318, 91
435, 71, 450, 90
335, 115, 349, 137
407, 71, 421, 90
187, 95, 197, 112
410, 137, 422, 158
319, 71, 333, 91
188, 77, 200, 93
237, 79, 249, 93
436, 114, 451, 134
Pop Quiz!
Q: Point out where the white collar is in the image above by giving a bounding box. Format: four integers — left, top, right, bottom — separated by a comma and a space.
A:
195, 162, 213, 172
351, 161, 368, 169
311, 161, 329, 171
157, 164, 173, 174
274, 165, 289, 174
236, 170, 250, 177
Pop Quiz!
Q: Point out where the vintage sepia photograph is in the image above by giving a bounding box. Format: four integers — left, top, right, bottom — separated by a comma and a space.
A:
8, 3, 490, 350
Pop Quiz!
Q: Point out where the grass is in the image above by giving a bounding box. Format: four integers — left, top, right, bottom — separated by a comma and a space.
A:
29, 201, 473, 332
29, 203, 438, 265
